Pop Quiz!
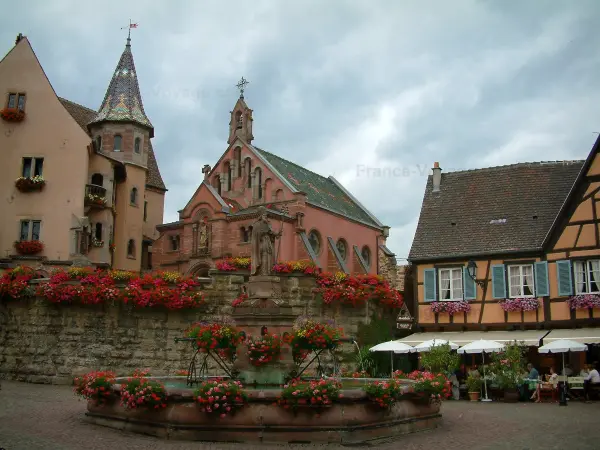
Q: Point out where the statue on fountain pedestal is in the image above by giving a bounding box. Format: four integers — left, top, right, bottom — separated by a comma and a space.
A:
250, 206, 282, 276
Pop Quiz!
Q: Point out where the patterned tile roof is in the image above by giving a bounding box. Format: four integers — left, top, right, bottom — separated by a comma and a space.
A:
408, 161, 585, 261
88, 39, 153, 135
59, 97, 165, 191
252, 147, 381, 228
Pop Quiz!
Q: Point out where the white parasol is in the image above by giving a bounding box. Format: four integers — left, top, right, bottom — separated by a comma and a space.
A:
458, 340, 505, 402
538, 339, 588, 376
414, 339, 459, 352
370, 340, 415, 376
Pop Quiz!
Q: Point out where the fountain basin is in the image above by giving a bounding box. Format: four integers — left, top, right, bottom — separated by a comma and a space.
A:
85, 378, 442, 444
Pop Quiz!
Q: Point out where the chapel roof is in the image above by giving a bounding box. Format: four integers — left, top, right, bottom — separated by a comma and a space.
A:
59, 97, 166, 191
87, 37, 153, 136
408, 160, 585, 261
252, 147, 383, 229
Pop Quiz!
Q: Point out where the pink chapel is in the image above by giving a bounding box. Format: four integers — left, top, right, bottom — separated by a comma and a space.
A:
153, 86, 398, 279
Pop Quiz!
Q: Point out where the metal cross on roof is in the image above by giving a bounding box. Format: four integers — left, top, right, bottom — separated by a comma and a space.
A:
236, 77, 249, 98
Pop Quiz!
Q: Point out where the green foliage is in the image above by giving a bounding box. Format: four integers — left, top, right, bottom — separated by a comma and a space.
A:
489, 342, 527, 389
356, 313, 397, 376
354, 347, 376, 374
419, 343, 460, 375
466, 375, 483, 392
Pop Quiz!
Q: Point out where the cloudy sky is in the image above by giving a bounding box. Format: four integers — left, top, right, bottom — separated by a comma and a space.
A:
2, 0, 600, 260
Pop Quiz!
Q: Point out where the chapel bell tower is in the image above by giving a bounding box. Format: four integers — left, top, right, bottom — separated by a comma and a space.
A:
228, 77, 254, 145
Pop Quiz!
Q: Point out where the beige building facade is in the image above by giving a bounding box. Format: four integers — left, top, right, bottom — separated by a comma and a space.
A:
0, 34, 166, 272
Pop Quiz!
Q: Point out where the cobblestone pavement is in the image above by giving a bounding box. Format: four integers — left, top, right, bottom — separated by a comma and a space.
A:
0, 381, 599, 450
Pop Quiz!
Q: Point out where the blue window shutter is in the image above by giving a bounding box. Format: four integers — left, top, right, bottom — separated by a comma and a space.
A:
534, 261, 549, 297
491, 264, 506, 299
423, 269, 436, 302
556, 260, 573, 297
463, 267, 477, 300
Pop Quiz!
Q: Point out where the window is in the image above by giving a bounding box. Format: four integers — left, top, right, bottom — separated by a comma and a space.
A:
361, 246, 371, 268
143, 201, 148, 221
17, 94, 26, 111
169, 235, 180, 251
134, 137, 141, 154
235, 148, 242, 177
508, 264, 535, 298
7, 93, 25, 111
95, 136, 102, 152
224, 162, 231, 191
7, 93, 16, 108
127, 239, 136, 258
130, 187, 138, 205
20, 220, 41, 241
246, 159, 252, 188
308, 230, 321, 255
91, 173, 103, 186
95, 223, 103, 241
438, 268, 463, 301
22, 157, 44, 178
255, 167, 262, 199
574, 260, 600, 294
113, 135, 122, 151
336, 239, 347, 261
241, 227, 250, 243
214, 175, 221, 196
275, 189, 284, 201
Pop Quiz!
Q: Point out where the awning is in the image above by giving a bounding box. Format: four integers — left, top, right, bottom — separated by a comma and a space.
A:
543, 328, 600, 345
398, 330, 550, 347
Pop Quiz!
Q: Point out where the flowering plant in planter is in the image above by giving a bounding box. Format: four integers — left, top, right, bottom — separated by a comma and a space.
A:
288, 317, 343, 363
247, 334, 282, 367
0, 266, 36, 301
130, 368, 152, 378
14, 240, 44, 255
194, 379, 248, 418
429, 300, 471, 315
363, 379, 404, 408
120, 377, 167, 410
215, 257, 251, 271
175, 369, 189, 376
15, 175, 45, 192
91, 236, 104, 247
395, 370, 452, 400
155, 271, 183, 284
85, 193, 107, 207
315, 272, 403, 308
278, 378, 341, 410
122, 279, 205, 309
272, 259, 320, 275
185, 319, 243, 359
341, 369, 370, 378
0, 108, 25, 122
107, 270, 135, 282
567, 294, 600, 310
232, 292, 248, 307
73, 371, 116, 405
499, 297, 540, 312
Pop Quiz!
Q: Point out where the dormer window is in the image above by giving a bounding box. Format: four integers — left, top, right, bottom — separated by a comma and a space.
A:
113, 135, 122, 152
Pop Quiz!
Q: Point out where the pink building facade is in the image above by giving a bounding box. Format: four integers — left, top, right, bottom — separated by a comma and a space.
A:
153, 93, 396, 277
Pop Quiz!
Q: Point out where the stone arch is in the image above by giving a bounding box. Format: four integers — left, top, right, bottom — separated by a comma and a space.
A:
264, 177, 273, 202
244, 157, 252, 188
188, 261, 212, 277
275, 189, 284, 201
234, 147, 242, 177
223, 161, 232, 191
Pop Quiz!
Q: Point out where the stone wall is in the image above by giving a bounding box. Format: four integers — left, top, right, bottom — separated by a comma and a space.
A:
0, 273, 384, 384
377, 248, 407, 291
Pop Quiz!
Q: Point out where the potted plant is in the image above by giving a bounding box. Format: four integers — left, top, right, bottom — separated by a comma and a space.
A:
14, 240, 44, 255
489, 343, 526, 403
466, 375, 482, 401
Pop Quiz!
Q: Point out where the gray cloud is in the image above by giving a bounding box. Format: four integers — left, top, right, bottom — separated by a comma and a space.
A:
2, 0, 599, 260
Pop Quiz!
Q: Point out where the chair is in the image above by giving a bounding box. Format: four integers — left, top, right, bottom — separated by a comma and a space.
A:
567, 377, 585, 400
539, 382, 557, 402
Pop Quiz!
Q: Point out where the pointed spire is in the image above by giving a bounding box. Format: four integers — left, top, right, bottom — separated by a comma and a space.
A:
88, 36, 153, 137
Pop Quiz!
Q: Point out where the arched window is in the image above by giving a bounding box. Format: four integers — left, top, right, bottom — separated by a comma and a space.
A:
275, 189, 284, 201
95, 223, 103, 241
113, 134, 122, 152
127, 239, 136, 258
235, 147, 242, 177
235, 111, 242, 129
214, 175, 221, 196
224, 162, 231, 191
130, 187, 138, 205
361, 246, 371, 269
91, 173, 103, 186
134, 137, 141, 154
95, 136, 102, 152
308, 230, 321, 255
245, 159, 252, 188
336, 239, 347, 261
254, 167, 263, 199
170, 235, 180, 251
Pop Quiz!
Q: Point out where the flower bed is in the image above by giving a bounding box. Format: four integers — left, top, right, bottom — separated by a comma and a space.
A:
429, 300, 471, 315
185, 319, 243, 360
194, 379, 248, 417
1, 108, 25, 122
315, 272, 403, 308
499, 297, 540, 312
394, 370, 452, 400
215, 257, 251, 271
74, 371, 116, 406
14, 240, 44, 255
272, 259, 319, 275
0, 266, 36, 301
278, 378, 341, 410
120, 377, 167, 410
247, 333, 282, 367
288, 317, 343, 363
15, 176, 45, 192
363, 379, 404, 408
567, 294, 600, 310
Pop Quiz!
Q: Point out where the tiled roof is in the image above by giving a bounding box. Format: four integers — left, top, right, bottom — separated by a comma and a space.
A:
88, 39, 153, 135
59, 97, 165, 191
253, 147, 381, 228
408, 161, 585, 261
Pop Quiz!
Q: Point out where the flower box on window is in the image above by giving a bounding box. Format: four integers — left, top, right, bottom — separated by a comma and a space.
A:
85, 193, 107, 207
15, 176, 45, 192
91, 237, 104, 248
567, 294, 600, 310
0, 108, 25, 122
498, 297, 539, 312
14, 240, 44, 255
429, 300, 471, 315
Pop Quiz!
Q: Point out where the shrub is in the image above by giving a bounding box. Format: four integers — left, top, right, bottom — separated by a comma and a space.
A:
194, 379, 248, 418
120, 377, 167, 410
73, 371, 116, 405
278, 379, 341, 410
247, 334, 282, 367
395, 370, 452, 400
466, 375, 482, 392
363, 379, 404, 408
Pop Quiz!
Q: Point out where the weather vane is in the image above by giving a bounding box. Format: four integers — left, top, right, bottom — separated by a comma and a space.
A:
121, 19, 138, 44
236, 77, 249, 98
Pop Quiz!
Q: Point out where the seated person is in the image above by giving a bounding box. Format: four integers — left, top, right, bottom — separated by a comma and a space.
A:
526, 363, 540, 380
584, 364, 600, 402
580, 365, 590, 378
531, 367, 558, 402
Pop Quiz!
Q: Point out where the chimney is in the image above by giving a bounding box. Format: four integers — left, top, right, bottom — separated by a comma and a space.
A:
202, 164, 211, 180
432, 162, 442, 192
15, 33, 24, 45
